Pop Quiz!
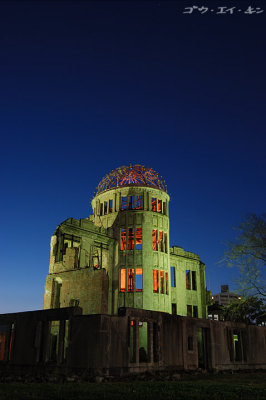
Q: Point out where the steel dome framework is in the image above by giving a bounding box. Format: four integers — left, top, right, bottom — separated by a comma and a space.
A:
94, 165, 167, 196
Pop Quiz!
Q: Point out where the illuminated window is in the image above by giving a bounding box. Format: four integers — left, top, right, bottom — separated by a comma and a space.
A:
109, 199, 113, 213
128, 195, 134, 210
186, 270, 191, 290
136, 195, 143, 209
136, 268, 143, 292
187, 305, 192, 317
104, 201, 108, 215
153, 270, 159, 293
160, 271, 164, 294
192, 271, 197, 290
152, 229, 158, 251
158, 200, 162, 213
136, 228, 142, 250
158, 231, 163, 252
128, 228, 134, 250
152, 198, 157, 211
120, 229, 126, 250
165, 272, 168, 294
128, 269, 134, 292
170, 266, 175, 287
121, 196, 127, 210
120, 269, 126, 292
164, 232, 167, 253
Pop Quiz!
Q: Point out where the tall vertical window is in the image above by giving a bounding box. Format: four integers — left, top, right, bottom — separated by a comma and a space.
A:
136, 268, 143, 292
120, 269, 126, 292
193, 305, 198, 318
109, 199, 113, 213
100, 203, 103, 216
170, 266, 176, 287
186, 270, 191, 290
152, 229, 158, 251
153, 270, 159, 293
158, 200, 162, 213
120, 229, 126, 250
128, 195, 134, 210
187, 305, 192, 317
192, 271, 197, 290
128, 269, 134, 292
164, 232, 168, 253
151, 198, 157, 211
163, 202, 166, 215
158, 231, 163, 252
136, 195, 143, 209
128, 228, 134, 250
121, 196, 127, 210
165, 272, 168, 294
104, 201, 108, 215
136, 228, 142, 250
160, 271, 164, 294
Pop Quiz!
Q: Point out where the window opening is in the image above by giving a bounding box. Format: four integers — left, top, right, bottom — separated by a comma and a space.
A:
192, 271, 197, 290
165, 272, 168, 294
172, 303, 177, 315
136, 268, 143, 292
193, 305, 198, 318
170, 266, 176, 287
164, 232, 167, 253
128, 228, 134, 250
153, 323, 159, 362
136, 195, 143, 209
187, 305, 192, 317
109, 199, 113, 213
128, 269, 134, 292
129, 320, 136, 363
120, 269, 126, 292
163, 202, 166, 215
186, 270, 191, 290
187, 336, 193, 351
120, 229, 126, 250
49, 320, 60, 362
139, 321, 148, 362
104, 201, 108, 215
158, 231, 163, 252
136, 228, 142, 250
152, 229, 158, 251
121, 196, 127, 210
158, 200, 162, 213
100, 203, 103, 216
128, 195, 134, 210
160, 271, 164, 294
153, 270, 159, 293
151, 198, 157, 211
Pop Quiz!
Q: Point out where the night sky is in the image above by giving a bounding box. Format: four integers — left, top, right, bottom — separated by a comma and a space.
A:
1, 1, 265, 313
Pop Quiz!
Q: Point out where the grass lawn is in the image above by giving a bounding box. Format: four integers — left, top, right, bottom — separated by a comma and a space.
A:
0, 372, 266, 400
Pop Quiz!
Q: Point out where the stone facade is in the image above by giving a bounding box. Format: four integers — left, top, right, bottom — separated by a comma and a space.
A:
44, 166, 207, 318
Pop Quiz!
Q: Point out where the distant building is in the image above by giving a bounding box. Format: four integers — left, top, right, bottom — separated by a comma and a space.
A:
212, 285, 241, 306
43, 165, 207, 319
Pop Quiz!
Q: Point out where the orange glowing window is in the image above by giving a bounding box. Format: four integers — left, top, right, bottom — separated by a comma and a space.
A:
130, 320, 134, 327
121, 196, 127, 210
158, 231, 163, 252
165, 272, 168, 295
186, 270, 191, 290
164, 232, 167, 253
160, 271, 164, 294
136, 228, 142, 250
120, 269, 126, 292
120, 229, 126, 250
128, 268, 134, 292
136, 195, 143, 209
136, 268, 143, 292
128, 228, 134, 250
152, 229, 157, 251
109, 199, 113, 213
153, 269, 159, 293
158, 200, 162, 213
152, 198, 157, 211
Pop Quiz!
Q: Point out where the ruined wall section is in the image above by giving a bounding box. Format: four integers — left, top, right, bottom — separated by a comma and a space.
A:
44, 218, 114, 315
170, 246, 207, 318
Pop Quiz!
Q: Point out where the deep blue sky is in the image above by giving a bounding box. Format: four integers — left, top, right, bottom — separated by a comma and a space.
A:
1, 1, 265, 313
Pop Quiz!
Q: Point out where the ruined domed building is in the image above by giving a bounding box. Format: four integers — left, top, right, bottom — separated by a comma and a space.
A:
44, 165, 207, 319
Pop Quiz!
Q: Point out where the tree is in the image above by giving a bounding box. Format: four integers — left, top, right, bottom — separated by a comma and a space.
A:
223, 213, 266, 298
222, 296, 266, 325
